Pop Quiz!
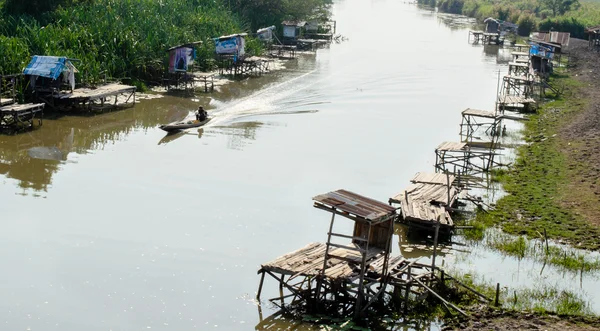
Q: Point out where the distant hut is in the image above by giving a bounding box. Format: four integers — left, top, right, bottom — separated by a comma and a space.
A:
23, 56, 78, 93
167, 41, 202, 73
257, 26, 276, 43
215, 33, 247, 62
484, 17, 518, 36
484, 17, 500, 34
281, 21, 306, 43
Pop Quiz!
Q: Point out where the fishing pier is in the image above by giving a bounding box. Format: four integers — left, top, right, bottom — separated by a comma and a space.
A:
256, 189, 489, 321
41, 83, 137, 112
468, 31, 503, 45
256, 189, 458, 318
389, 172, 457, 232
25, 56, 136, 112
0, 74, 44, 134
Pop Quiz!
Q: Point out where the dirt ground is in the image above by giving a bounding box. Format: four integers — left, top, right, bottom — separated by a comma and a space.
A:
444, 306, 600, 331
557, 38, 600, 226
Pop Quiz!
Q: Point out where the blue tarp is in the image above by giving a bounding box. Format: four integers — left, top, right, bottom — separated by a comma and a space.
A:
23, 56, 68, 79
529, 43, 554, 59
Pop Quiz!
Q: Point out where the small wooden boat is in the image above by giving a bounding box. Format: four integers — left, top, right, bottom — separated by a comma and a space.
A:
159, 117, 211, 133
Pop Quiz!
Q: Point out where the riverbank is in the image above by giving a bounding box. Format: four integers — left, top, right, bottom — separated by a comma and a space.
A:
0, 0, 332, 86
445, 306, 600, 330
470, 38, 600, 250
441, 37, 600, 329
419, 0, 600, 38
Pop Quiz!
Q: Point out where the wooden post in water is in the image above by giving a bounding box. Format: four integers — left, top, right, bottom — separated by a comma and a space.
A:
446, 171, 451, 207
543, 228, 549, 255
404, 266, 412, 314
256, 270, 266, 299
495, 283, 500, 306
431, 219, 440, 286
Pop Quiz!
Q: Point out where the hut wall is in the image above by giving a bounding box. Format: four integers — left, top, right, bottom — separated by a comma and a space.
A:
353, 219, 393, 250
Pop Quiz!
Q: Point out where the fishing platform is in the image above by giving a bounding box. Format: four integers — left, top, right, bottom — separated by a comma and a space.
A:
44, 84, 137, 111
269, 45, 297, 59
24, 56, 136, 111
468, 31, 503, 45
0, 103, 45, 134
257, 189, 445, 318
0, 74, 44, 134
389, 172, 458, 232
163, 41, 215, 93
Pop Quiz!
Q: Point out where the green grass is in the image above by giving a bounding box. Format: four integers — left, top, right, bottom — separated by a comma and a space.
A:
0, 0, 332, 83
473, 71, 600, 251
483, 230, 600, 272
421, 0, 600, 38
444, 269, 593, 316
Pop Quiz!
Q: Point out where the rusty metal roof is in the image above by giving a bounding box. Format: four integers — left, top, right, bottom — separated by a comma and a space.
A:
531, 31, 570, 47
586, 26, 600, 33
312, 189, 396, 221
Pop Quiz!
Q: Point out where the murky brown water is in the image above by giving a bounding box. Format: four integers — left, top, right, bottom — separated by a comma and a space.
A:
2, 1, 594, 330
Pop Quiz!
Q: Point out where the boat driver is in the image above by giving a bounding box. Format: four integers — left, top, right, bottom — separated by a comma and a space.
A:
196, 106, 207, 121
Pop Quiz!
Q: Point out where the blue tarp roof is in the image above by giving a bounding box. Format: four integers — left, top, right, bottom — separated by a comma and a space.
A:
23, 56, 71, 80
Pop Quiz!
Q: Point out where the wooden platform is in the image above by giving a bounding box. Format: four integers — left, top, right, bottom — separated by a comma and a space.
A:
514, 43, 530, 52
498, 95, 536, 104
0, 98, 14, 106
39, 83, 137, 111
436, 141, 467, 152
504, 75, 534, 83
410, 172, 456, 186
462, 108, 497, 119
54, 83, 136, 101
511, 51, 529, 57
0, 103, 44, 133
391, 182, 458, 207
260, 242, 385, 280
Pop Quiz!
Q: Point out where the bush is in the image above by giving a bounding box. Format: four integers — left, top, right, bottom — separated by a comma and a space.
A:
0, 35, 30, 74
517, 13, 537, 36
539, 17, 586, 38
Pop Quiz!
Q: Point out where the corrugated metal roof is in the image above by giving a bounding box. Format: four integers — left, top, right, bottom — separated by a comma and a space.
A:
312, 189, 396, 221
586, 25, 600, 33
531, 31, 570, 47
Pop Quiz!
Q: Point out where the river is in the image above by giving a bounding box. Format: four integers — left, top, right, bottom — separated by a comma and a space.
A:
0, 0, 596, 330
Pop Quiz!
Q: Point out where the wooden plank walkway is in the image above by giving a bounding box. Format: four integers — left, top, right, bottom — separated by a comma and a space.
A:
391, 182, 458, 207
499, 95, 536, 104
54, 83, 136, 100
436, 141, 467, 152
410, 172, 456, 185
0, 98, 14, 106
260, 242, 385, 280
462, 108, 496, 119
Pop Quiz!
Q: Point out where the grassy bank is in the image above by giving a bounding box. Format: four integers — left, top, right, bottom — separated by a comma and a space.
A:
418, 0, 600, 38
464, 68, 600, 251
443, 270, 593, 316
0, 0, 332, 84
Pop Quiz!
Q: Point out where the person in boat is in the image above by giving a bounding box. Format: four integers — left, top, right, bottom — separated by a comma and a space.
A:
196, 106, 207, 121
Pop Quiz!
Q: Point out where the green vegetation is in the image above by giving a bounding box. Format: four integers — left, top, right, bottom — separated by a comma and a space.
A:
418, 0, 600, 38
0, 0, 332, 84
445, 270, 592, 316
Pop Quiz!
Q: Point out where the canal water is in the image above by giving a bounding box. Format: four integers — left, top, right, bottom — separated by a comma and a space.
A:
1, 0, 597, 330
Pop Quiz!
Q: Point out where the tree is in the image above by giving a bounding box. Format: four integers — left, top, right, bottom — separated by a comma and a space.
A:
540, 0, 580, 17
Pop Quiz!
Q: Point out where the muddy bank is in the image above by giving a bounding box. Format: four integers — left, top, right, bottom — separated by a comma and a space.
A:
444, 306, 600, 330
